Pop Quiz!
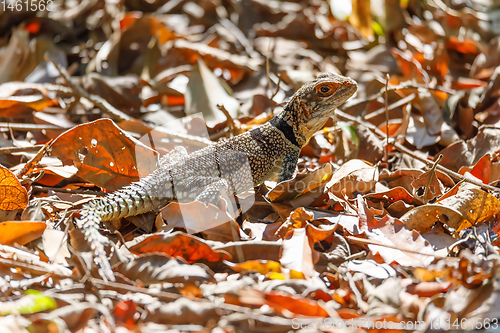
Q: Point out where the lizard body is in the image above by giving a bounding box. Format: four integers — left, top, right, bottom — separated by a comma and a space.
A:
76, 73, 357, 281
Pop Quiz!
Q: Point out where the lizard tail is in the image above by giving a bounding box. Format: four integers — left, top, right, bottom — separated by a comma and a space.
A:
77, 201, 115, 282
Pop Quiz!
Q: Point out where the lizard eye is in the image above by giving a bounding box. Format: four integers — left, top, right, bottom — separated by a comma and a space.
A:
316, 83, 335, 96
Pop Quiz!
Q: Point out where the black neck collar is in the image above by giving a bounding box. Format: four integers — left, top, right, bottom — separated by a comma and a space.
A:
270, 117, 300, 147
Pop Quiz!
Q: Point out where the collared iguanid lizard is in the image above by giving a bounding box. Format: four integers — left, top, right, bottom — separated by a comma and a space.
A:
76, 73, 357, 281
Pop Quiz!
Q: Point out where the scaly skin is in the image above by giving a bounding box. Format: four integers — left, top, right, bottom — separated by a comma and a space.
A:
77, 73, 357, 281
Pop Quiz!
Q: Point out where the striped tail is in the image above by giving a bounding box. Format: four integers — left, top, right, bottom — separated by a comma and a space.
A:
77, 201, 115, 282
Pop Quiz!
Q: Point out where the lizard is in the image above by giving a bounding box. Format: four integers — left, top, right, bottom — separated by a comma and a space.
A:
76, 72, 357, 281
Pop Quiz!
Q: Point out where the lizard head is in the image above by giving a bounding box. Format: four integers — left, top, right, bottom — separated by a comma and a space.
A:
280, 73, 357, 146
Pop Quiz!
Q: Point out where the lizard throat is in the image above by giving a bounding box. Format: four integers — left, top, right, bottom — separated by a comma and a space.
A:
270, 116, 301, 148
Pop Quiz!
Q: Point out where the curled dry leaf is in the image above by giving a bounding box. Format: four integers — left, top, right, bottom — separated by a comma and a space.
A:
458, 153, 500, 185
50, 118, 158, 191
400, 204, 462, 234
129, 231, 231, 264
411, 169, 444, 202
185, 59, 240, 127
325, 159, 378, 198
213, 241, 282, 263
365, 186, 422, 206
437, 188, 500, 232
266, 162, 334, 204
0, 166, 28, 212
440, 126, 500, 172
406, 281, 452, 297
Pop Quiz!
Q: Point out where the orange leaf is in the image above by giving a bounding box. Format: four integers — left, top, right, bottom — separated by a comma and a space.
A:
264, 291, 330, 317
50, 119, 158, 191
458, 153, 491, 184
227, 260, 282, 275
129, 231, 231, 263
445, 36, 479, 54
0, 166, 28, 211
0, 221, 46, 246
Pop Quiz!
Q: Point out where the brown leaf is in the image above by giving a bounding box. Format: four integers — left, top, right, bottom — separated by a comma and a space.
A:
406, 281, 451, 297
411, 169, 443, 202
275, 207, 314, 239
226, 260, 282, 275
50, 118, 158, 191
400, 204, 462, 234
147, 298, 222, 325
325, 159, 378, 198
236, 289, 330, 317
440, 126, 500, 171
214, 241, 282, 263
129, 231, 231, 263
358, 198, 436, 267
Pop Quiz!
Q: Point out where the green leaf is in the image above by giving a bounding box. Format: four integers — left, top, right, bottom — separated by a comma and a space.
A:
372, 21, 385, 37
0, 290, 57, 316
338, 121, 359, 146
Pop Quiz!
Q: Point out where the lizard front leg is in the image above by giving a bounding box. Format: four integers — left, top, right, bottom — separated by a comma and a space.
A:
195, 178, 232, 206
278, 149, 299, 183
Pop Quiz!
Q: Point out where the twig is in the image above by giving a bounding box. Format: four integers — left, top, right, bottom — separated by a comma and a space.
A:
335, 110, 500, 193
348, 83, 456, 108
384, 74, 390, 164
14, 140, 52, 178
0, 123, 69, 131
45, 55, 134, 122
0, 145, 45, 154
32, 185, 106, 196
216, 104, 238, 136
270, 75, 282, 101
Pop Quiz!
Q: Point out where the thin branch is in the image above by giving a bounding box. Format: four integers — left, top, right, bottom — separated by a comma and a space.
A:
14, 140, 52, 178
217, 103, 238, 137
0, 123, 69, 131
32, 185, 106, 196
384, 74, 390, 165
335, 110, 500, 193
0, 145, 45, 154
349, 83, 456, 108
45, 55, 134, 122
